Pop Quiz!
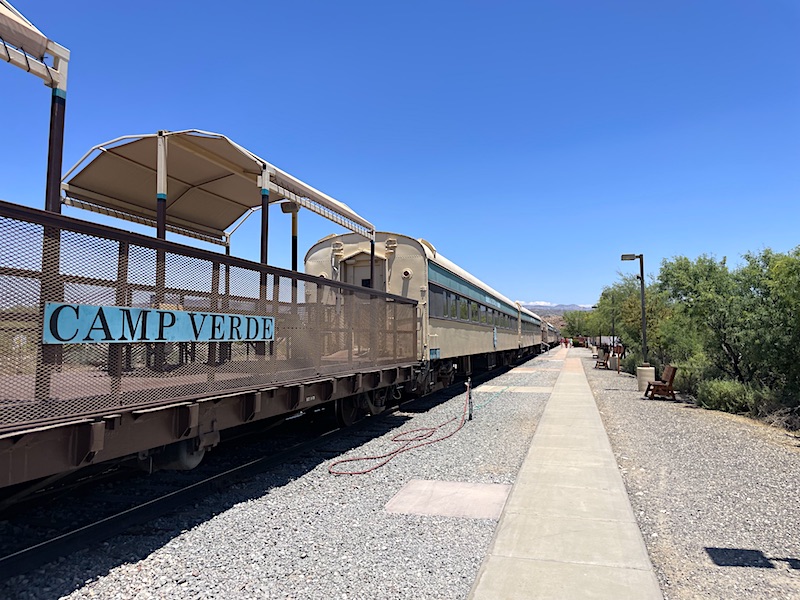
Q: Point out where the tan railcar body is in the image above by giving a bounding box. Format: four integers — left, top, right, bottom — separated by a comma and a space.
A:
305, 232, 542, 363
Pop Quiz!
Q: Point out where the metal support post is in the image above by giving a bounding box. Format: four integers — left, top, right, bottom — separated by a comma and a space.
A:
467, 377, 473, 421
370, 239, 375, 289
45, 88, 66, 213
638, 256, 648, 364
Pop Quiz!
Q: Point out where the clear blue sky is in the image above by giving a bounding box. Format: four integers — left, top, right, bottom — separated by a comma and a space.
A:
2, 1, 798, 306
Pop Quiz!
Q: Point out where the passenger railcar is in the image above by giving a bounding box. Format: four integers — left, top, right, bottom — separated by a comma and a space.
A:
305, 232, 545, 394
544, 322, 559, 348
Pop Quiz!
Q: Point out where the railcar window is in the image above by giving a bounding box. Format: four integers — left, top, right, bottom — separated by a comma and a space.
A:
426, 282, 525, 330
430, 285, 446, 318
459, 297, 469, 320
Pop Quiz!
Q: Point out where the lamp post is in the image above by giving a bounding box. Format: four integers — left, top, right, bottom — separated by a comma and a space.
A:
591, 304, 601, 348
621, 253, 648, 364
611, 292, 615, 348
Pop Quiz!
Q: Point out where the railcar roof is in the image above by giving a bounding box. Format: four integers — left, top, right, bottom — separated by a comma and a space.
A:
306, 230, 544, 325
380, 232, 538, 322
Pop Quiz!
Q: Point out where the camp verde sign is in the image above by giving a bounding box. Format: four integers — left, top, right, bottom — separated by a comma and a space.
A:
43, 302, 274, 345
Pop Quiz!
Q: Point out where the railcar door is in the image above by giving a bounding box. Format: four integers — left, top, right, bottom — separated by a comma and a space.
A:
342, 253, 386, 292
342, 253, 388, 359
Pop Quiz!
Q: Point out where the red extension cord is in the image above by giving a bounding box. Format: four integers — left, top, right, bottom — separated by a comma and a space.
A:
328, 384, 472, 475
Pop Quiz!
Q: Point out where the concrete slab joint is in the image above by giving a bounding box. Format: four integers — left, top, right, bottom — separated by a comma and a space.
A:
469, 349, 663, 600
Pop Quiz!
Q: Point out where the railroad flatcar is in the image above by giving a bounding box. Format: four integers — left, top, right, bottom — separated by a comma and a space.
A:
305, 232, 554, 396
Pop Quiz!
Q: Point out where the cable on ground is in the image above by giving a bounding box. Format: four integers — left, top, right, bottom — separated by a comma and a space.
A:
328, 380, 509, 475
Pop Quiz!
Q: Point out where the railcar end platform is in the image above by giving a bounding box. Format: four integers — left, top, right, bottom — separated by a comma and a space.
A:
469, 347, 663, 600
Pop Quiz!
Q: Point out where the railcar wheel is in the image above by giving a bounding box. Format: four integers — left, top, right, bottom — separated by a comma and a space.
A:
335, 395, 363, 428
367, 388, 388, 415
152, 439, 206, 471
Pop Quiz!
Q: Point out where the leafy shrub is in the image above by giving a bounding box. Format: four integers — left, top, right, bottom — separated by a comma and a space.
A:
620, 354, 639, 375
673, 368, 699, 398
618, 349, 659, 376
649, 357, 665, 380
673, 354, 711, 397
748, 385, 783, 418
697, 379, 754, 414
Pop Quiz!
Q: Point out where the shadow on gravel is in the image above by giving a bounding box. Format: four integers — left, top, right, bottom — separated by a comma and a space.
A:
3, 364, 529, 596
2, 410, 414, 595
399, 383, 470, 414
398, 366, 514, 415
645, 397, 685, 404
4, 372, 509, 597
706, 547, 800, 569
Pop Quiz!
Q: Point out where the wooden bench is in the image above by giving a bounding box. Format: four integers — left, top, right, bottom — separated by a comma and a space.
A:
594, 349, 610, 369
644, 365, 677, 400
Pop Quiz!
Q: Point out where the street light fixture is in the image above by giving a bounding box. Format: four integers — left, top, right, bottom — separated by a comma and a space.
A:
611, 292, 615, 348
621, 253, 648, 364
591, 304, 601, 348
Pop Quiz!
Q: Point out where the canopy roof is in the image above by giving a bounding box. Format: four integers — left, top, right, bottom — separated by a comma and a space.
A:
61, 129, 375, 246
0, 0, 46, 58
0, 0, 69, 89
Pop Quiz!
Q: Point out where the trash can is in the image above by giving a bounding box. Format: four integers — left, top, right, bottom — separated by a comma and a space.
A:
609, 356, 619, 370
636, 365, 655, 392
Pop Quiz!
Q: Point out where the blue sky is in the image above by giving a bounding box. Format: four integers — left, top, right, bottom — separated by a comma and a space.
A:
1, 1, 798, 306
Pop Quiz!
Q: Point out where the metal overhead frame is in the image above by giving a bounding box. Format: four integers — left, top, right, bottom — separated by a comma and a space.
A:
2, 1, 377, 285
60, 130, 376, 279
0, 0, 70, 213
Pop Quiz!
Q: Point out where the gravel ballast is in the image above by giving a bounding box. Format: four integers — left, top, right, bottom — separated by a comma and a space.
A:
2, 352, 559, 600
6, 347, 799, 599
585, 351, 800, 600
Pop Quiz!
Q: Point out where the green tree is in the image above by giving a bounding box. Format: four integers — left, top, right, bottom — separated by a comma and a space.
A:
562, 310, 590, 338
737, 249, 800, 400
658, 255, 747, 382
589, 246, 800, 420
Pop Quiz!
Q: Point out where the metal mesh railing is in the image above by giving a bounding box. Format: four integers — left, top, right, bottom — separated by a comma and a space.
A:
0, 201, 417, 431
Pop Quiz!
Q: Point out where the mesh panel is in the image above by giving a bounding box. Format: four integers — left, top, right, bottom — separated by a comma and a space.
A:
0, 217, 43, 272
0, 208, 417, 431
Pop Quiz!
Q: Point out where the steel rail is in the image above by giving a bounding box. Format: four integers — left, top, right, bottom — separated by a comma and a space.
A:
0, 360, 521, 581
0, 421, 350, 581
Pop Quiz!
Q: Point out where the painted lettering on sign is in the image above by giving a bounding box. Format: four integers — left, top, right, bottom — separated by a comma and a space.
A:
42, 303, 275, 345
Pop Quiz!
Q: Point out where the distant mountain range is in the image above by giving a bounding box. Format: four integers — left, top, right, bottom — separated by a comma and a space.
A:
518, 303, 592, 315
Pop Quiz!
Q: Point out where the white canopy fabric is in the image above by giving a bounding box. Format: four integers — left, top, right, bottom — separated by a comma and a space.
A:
0, 1, 69, 89
61, 130, 375, 246
0, 0, 47, 58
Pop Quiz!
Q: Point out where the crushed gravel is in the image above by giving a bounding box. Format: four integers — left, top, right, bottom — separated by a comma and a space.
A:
585, 351, 800, 600
10, 348, 793, 600
1, 352, 560, 600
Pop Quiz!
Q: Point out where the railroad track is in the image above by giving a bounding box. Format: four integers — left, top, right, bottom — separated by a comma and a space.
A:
0, 412, 350, 579
0, 367, 506, 582
0, 393, 447, 580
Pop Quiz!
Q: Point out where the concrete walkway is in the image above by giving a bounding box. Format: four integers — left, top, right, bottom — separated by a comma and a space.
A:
469, 348, 663, 599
